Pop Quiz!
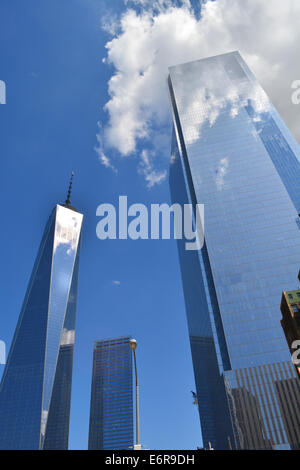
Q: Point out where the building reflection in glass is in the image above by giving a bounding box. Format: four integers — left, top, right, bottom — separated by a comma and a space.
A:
169, 51, 300, 449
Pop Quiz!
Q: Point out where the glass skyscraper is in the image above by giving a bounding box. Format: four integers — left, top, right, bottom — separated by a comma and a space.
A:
88, 337, 134, 450
0, 185, 83, 449
168, 51, 300, 450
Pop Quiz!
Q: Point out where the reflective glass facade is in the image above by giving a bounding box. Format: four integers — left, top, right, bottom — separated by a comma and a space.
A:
168, 51, 300, 449
0, 204, 83, 449
88, 337, 134, 450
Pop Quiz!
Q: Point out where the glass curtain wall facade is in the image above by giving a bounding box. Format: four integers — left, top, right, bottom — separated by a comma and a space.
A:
168, 51, 300, 450
88, 337, 134, 450
0, 203, 83, 449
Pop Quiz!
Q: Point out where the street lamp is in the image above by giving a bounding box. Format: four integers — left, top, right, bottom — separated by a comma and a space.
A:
129, 339, 141, 450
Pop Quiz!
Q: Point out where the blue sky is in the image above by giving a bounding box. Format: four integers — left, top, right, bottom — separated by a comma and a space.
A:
0, 0, 299, 450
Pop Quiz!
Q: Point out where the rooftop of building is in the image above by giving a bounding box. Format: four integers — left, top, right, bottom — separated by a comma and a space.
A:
284, 290, 300, 304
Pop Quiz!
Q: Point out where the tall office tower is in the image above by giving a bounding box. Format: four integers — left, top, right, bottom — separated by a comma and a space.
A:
88, 337, 134, 450
168, 51, 300, 450
0, 176, 83, 449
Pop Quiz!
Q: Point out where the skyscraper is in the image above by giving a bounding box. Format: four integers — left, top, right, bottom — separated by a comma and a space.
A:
0, 176, 83, 449
168, 51, 300, 450
88, 337, 134, 450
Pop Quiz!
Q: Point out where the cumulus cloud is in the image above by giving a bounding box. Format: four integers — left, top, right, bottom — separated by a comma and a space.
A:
99, 0, 300, 185
138, 149, 167, 188
95, 122, 118, 173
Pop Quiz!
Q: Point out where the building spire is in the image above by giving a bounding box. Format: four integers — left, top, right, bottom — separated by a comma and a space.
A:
65, 171, 74, 206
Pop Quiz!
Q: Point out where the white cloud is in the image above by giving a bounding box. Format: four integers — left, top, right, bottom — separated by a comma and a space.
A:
138, 149, 167, 188
99, 0, 300, 184
112, 280, 121, 285
95, 121, 118, 173
101, 14, 120, 36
